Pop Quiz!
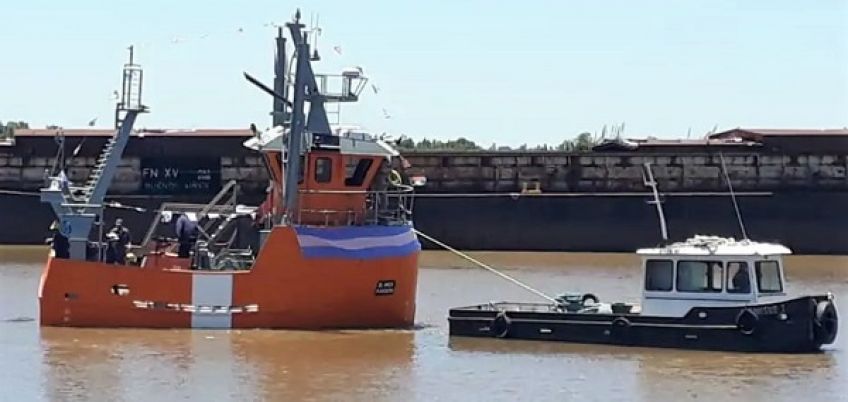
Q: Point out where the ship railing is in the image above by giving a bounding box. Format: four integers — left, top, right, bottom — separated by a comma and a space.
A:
294, 185, 414, 226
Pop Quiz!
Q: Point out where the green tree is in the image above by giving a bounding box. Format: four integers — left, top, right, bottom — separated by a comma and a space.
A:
0, 121, 29, 139
573, 132, 595, 151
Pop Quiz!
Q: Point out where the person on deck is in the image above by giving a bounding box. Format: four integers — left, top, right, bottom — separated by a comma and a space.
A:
46, 221, 70, 259
731, 266, 751, 293
175, 212, 199, 258
105, 219, 131, 264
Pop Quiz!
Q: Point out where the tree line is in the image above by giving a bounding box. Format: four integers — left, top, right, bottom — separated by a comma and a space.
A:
398, 132, 616, 152
396, 122, 627, 152
0, 121, 30, 139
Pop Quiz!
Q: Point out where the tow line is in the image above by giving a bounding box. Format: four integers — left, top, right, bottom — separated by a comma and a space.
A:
413, 229, 557, 303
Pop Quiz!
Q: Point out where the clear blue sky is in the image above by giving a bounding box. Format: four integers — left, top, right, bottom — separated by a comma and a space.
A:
1, 0, 846, 147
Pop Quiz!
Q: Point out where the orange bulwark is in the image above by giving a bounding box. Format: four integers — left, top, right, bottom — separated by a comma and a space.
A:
40, 225, 419, 329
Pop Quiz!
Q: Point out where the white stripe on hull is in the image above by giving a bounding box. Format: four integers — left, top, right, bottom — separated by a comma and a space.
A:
296, 230, 417, 249
191, 274, 234, 329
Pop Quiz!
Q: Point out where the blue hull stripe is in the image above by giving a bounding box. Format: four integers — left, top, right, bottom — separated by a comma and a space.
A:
295, 225, 421, 260
295, 225, 413, 240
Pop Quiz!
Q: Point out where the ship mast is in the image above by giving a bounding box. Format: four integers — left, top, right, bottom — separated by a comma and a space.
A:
41, 48, 147, 259
247, 10, 368, 225
281, 10, 333, 223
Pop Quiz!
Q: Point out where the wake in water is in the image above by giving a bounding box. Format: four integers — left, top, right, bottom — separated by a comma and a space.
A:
2, 316, 35, 323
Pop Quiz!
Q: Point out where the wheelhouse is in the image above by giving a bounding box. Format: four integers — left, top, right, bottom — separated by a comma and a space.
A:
637, 236, 790, 317
245, 126, 413, 227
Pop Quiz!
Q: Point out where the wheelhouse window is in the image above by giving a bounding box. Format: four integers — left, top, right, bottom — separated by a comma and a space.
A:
315, 157, 332, 183
645, 259, 673, 291
345, 158, 373, 187
676, 261, 723, 292
755, 261, 783, 293
726, 261, 751, 294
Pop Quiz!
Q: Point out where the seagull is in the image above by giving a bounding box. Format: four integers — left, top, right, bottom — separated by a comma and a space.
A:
382, 108, 391, 119
87, 117, 97, 127
112, 90, 119, 100
237, 27, 244, 33
333, 46, 343, 55
371, 84, 380, 94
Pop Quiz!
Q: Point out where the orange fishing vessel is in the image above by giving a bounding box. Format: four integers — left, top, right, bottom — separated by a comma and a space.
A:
38, 11, 420, 329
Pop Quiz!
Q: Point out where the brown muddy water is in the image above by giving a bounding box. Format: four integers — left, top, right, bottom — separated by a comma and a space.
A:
1, 247, 847, 401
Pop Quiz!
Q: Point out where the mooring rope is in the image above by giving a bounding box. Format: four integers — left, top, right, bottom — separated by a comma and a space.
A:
0, 189, 146, 212
413, 229, 558, 303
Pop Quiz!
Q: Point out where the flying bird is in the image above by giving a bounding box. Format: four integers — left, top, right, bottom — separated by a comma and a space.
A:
382, 108, 392, 119
87, 117, 97, 127
333, 46, 343, 55
371, 84, 380, 94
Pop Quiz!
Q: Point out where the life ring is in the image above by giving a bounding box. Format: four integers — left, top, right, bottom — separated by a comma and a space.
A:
490, 311, 511, 338
735, 309, 759, 335
389, 169, 403, 186
813, 300, 838, 345
581, 293, 599, 306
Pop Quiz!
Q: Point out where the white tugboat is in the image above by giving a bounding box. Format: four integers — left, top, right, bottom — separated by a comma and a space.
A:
449, 164, 838, 353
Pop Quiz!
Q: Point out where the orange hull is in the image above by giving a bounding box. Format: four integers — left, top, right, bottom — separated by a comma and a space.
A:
39, 226, 418, 329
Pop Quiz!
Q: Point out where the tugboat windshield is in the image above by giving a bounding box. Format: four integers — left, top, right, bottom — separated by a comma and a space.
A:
676, 261, 723, 293
755, 261, 783, 293
645, 259, 673, 291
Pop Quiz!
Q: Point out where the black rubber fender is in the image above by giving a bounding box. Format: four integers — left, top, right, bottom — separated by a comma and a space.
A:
490, 311, 511, 338
736, 309, 759, 335
813, 300, 838, 345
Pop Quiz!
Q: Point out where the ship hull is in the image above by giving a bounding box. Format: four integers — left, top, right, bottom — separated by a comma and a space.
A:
38, 226, 419, 329
449, 296, 838, 353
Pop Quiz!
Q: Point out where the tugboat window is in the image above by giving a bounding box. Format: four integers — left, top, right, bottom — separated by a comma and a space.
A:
755, 261, 783, 293
726, 262, 751, 293
676, 261, 723, 292
645, 259, 673, 291
315, 157, 332, 183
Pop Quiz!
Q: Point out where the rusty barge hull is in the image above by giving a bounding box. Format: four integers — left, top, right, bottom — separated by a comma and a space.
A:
1, 190, 846, 254
3, 129, 848, 254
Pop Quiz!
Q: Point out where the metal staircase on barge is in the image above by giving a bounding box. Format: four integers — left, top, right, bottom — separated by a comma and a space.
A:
40, 47, 148, 260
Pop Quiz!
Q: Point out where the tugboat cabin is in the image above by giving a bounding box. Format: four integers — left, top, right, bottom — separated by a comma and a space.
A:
638, 236, 791, 317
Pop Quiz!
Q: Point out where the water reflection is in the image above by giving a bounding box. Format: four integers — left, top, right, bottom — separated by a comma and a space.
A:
448, 336, 841, 401
229, 330, 415, 402
39, 328, 415, 402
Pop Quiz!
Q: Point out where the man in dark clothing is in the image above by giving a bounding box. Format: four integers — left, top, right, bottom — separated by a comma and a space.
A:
47, 221, 70, 259
175, 213, 199, 258
106, 219, 131, 264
